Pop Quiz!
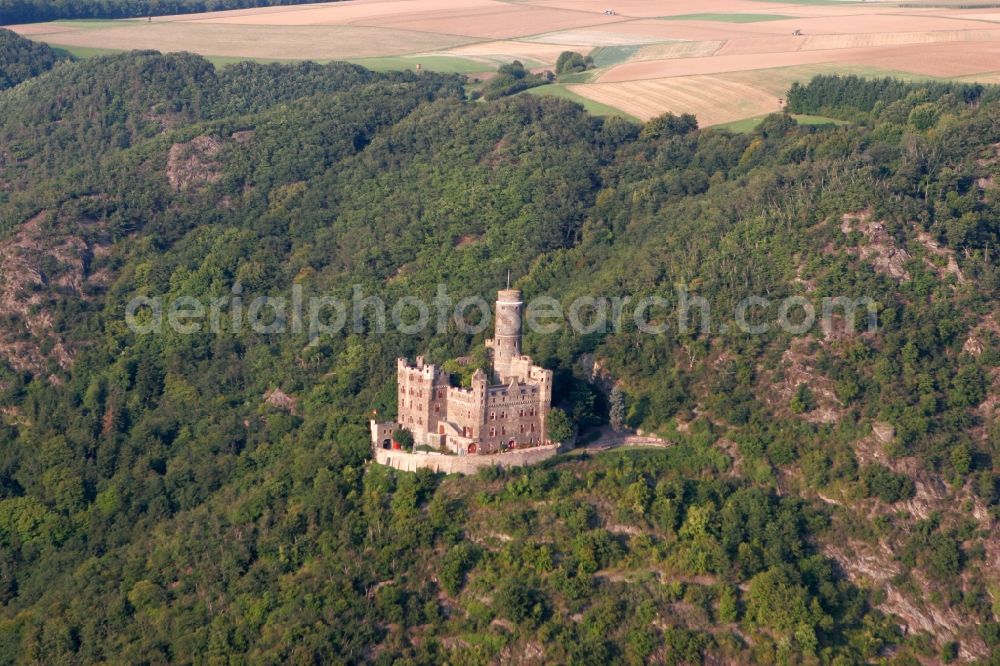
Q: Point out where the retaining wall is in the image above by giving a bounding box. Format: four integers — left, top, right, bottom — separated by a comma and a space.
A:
373, 444, 560, 474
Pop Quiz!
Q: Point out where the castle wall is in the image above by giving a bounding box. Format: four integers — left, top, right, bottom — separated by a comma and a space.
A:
373, 444, 560, 475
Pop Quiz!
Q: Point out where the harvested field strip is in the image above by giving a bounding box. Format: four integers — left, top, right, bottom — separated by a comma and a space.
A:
803, 29, 1000, 50
756, 0, 864, 5
568, 75, 782, 124
598, 49, 854, 81
844, 40, 1000, 76
444, 40, 590, 67
521, 28, 669, 46
660, 13, 797, 22
715, 36, 806, 56
170, 0, 506, 25
718, 62, 934, 95
955, 69, 1000, 81
358, 6, 632, 40
632, 40, 726, 59
20, 23, 478, 60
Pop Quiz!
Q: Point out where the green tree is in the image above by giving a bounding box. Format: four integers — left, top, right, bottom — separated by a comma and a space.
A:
555, 51, 593, 76
609, 386, 626, 432
393, 427, 415, 451
546, 408, 574, 444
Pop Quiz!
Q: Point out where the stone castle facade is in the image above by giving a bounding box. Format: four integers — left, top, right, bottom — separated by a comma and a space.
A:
371, 289, 554, 456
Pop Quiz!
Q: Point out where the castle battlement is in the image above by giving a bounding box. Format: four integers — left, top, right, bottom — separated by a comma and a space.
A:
374, 289, 554, 457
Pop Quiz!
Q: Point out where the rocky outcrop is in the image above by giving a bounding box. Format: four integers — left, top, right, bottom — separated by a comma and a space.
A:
166, 134, 224, 192
841, 212, 911, 280
0, 210, 109, 374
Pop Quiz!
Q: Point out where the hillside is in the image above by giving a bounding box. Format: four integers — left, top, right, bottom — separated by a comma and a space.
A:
0, 51, 997, 664
0, 28, 70, 90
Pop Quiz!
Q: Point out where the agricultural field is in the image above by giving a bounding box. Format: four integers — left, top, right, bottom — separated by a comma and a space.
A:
11, 0, 1000, 126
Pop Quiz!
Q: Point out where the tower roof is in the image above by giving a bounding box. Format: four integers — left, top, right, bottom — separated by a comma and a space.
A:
496, 288, 522, 305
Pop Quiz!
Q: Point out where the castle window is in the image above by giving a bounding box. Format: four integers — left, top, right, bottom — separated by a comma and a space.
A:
518, 409, 523, 417
434, 404, 440, 413
530, 423, 535, 432
500, 412, 505, 419
490, 412, 495, 420
501, 426, 506, 435
490, 427, 496, 437
520, 424, 525, 433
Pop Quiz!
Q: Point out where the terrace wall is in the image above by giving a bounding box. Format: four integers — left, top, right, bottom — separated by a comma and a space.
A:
373, 444, 560, 475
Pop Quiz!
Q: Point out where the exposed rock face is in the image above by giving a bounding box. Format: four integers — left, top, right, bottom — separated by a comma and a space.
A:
764, 336, 843, 424
825, 538, 992, 661
840, 212, 911, 280
0, 210, 109, 374
264, 388, 298, 415
915, 230, 966, 283
167, 135, 224, 192
578, 353, 615, 394
963, 313, 999, 357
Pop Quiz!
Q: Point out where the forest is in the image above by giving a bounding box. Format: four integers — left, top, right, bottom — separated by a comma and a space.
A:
0, 28, 997, 664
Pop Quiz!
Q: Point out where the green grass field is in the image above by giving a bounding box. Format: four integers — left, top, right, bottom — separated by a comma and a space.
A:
525, 84, 639, 120
717, 113, 848, 132
590, 45, 645, 68
661, 13, 796, 22
47, 19, 130, 30
346, 55, 494, 74
555, 69, 601, 84
51, 44, 123, 59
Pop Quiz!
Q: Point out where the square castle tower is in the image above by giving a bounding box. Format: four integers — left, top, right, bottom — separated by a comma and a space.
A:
371, 289, 553, 456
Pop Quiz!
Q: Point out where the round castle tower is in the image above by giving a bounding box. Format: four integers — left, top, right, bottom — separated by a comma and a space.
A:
492, 289, 522, 383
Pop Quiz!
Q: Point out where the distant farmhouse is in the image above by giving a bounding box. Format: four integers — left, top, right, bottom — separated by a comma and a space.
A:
371, 289, 558, 469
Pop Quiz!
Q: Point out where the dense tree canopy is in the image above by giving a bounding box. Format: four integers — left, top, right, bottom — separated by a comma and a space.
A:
0, 28, 71, 89
0, 52, 996, 663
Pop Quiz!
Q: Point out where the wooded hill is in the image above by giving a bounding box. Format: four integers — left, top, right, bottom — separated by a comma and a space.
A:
0, 29, 997, 663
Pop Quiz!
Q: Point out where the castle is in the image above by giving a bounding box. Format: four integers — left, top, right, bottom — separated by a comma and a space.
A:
371, 289, 554, 456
